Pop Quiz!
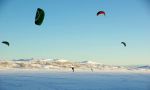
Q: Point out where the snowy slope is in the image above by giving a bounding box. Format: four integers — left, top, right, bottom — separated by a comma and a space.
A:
0, 59, 150, 71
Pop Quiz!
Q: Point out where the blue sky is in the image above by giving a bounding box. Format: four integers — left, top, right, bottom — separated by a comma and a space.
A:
0, 0, 150, 65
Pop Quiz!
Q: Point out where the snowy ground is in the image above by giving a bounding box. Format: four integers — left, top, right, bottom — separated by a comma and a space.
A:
0, 69, 150, 90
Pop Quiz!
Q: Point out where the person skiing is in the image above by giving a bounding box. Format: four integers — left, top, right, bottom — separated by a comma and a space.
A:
71, 66, 75, 72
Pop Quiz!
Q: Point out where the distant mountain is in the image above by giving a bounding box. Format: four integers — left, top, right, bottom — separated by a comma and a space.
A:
52, 59, 69, 62
137, 65, 150, 69
80, 61, 102, 65
40, 59, 53, 61
1, 58, 149, 71
13, 58, 34, 61
127, 65, 150, 70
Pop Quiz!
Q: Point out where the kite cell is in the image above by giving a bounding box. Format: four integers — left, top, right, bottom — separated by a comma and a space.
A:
35, 8, 45, 25
97, 11, 105, 16
2, 41, 9, 46
121, 42, 126, 47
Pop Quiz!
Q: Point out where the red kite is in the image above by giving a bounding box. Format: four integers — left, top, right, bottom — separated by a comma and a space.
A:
97, 11, 105, 16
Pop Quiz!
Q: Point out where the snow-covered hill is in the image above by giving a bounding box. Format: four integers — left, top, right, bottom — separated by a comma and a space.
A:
52, 59, 69, 63
0, 59, 150, 71
80, 61, 102, 65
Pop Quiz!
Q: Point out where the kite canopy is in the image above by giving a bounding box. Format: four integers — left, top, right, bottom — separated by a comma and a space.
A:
35, 8, 45, 25
2, 41, 9, 46
121, 42, 126, 47
97, 11, 105, 16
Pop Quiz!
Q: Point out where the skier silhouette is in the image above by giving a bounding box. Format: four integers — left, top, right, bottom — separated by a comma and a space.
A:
71, 66, 75, 72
